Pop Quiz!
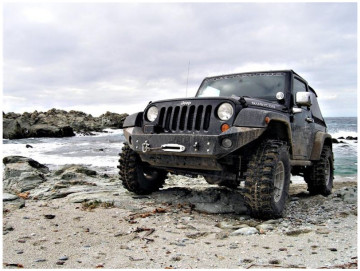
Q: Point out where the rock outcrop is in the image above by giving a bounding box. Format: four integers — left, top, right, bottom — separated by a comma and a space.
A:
3, 156, 50, 194
3, 109, 128, 139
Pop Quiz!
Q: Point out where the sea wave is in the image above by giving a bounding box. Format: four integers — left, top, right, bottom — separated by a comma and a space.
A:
330, 130, 358, 140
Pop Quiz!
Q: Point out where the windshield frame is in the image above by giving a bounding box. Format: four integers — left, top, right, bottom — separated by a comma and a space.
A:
196, 71, 291, 102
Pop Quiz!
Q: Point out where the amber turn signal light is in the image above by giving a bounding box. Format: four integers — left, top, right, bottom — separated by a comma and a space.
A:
265, 117, 271, 124
221, 123, 230, 132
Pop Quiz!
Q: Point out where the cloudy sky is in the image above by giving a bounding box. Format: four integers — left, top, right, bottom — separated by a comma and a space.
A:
3, 2, 357, 117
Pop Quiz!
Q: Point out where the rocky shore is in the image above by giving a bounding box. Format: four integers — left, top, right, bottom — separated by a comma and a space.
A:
3, 109, 128, 139
3, 156, 358, 269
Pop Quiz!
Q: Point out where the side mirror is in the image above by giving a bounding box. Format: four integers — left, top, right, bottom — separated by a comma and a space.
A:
296, 92, 312, 107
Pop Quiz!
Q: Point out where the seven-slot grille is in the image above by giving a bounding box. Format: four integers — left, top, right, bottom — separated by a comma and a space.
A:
156, 105, 212, 133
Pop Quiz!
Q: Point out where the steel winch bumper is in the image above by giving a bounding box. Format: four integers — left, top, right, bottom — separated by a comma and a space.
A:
123, 127, 265, 169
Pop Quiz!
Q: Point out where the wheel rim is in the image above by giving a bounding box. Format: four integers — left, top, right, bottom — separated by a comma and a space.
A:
274, 161, 285, 203
325, 158, 331, 186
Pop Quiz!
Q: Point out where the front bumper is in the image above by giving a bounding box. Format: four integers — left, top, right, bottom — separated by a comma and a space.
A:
124, 126, 265, 165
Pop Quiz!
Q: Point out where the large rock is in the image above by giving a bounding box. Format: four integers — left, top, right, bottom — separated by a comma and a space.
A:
3, 156, 49, 193
3, 117, 75, 139
3, 109, 128, 139
3, 193, 25, 211
152, 186, 248, 214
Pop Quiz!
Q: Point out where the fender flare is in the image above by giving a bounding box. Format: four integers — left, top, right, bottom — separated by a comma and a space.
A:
123, 112, 143, 128
234, 108, 293, 150
310, 132, 332, 160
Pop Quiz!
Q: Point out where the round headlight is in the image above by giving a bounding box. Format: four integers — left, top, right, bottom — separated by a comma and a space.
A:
217, 103, 233, 121
146, 106, 158, 122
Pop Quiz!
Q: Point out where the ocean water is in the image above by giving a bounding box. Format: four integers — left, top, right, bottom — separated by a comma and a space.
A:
2, 129, 125, 174
325, 117, 357, 179
2, 118, 357, 180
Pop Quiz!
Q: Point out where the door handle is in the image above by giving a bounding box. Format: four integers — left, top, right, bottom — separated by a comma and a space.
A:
306, 117, 314, 123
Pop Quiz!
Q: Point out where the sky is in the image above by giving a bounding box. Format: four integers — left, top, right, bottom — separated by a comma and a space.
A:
2, 2, 358, 117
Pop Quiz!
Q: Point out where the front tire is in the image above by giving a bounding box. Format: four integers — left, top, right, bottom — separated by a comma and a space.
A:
244, 140, 290, 219
304, 146, 334, 196
118, 143, 167, 194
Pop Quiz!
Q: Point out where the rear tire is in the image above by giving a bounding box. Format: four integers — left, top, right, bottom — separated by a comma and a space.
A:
305, 146, 334, 196
244, 140, 290, 219
118, 143, 167, 194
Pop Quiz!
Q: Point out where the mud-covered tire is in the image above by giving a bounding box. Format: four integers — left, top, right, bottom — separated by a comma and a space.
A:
304, 146, 334, 196
244, 140, 290, 219
118, 143, 167, 195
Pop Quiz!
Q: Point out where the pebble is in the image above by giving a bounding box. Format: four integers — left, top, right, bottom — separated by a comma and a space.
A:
35, 259, 47, 263
263, 219, 281, 225
3, 226, 14, 234
285, 228, 312, 236
59, 256, 69, 261
44, 214, 56, 219
316, 228, 330, 235
269, 259, 281, 264
229, 243, 239, 249
256, 224, 274, 232
230, 227, 258, 236
171, 256, 182, 261
215, 232, 228, 240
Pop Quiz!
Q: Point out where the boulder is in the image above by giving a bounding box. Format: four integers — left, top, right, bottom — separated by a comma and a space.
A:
3, 156, 49, 193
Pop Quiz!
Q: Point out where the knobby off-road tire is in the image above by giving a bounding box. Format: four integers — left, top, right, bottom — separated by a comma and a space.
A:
304, 146, 334, 196
118, 143, 167, 195
244, 140, 290, 219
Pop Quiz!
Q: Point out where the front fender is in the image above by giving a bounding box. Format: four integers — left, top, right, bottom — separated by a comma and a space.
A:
123, 112, 143, 128
233, 108, 289, 128
234, 108, 293, 153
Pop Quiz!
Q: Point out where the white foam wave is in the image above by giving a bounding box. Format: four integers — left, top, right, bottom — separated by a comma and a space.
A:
78, 129, 124, 138
330, 130, 358, 140
2, 141, 124, 172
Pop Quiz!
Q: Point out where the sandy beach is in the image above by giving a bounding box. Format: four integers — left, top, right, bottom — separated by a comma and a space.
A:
2, 158, 357, 269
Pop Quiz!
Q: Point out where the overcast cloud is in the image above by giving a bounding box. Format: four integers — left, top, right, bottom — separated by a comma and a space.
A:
3, 3, 357, 117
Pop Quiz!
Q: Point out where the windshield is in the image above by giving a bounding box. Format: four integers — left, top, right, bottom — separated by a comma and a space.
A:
196, 72, 286, 101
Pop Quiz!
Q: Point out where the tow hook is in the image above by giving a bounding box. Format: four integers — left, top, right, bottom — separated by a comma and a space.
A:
142, 141, 151, 153
142, 141, 186, 153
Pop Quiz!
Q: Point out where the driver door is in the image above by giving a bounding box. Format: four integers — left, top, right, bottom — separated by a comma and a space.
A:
291, 78, 315, 160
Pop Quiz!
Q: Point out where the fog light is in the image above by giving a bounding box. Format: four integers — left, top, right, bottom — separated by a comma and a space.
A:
222, 138, 232, 148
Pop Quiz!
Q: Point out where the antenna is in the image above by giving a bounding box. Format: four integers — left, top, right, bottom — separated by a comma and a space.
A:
186, 60, 190, 97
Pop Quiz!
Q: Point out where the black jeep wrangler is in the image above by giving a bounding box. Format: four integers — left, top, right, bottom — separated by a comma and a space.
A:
119, 70, 334, 219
